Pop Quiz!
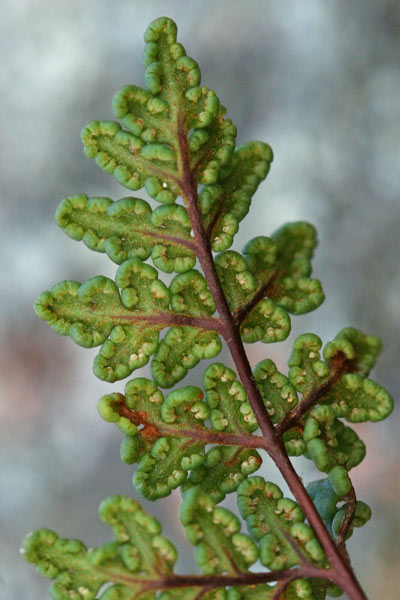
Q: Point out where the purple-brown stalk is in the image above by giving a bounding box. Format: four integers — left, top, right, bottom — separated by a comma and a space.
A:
168, 117, 369, 600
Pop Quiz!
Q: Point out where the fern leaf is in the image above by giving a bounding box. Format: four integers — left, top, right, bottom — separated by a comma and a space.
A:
56, 194, 196, 272
182, 446, 262, 504
170, 270, 216, 316
243, 222, 325, 316
22, 495, 177, 600
253, 358, 299, 423
82, 17, 236, 198
285, 329, 393, 475
203, 363, 257, 434
151, 326, 222, 388
200, 141, 273, 252
237, 476, 326, 570
288, 330, 393, 424
98, 380, 208, 499
99, 368, 262, 501
34, 259, 222, 385
214, 223, 324, 346
180, 487, 258, 574
304, 407, 366, 473
307, 476, 371, 541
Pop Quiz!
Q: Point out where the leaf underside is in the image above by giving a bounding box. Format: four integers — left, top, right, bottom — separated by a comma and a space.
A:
28, 14, 395, 600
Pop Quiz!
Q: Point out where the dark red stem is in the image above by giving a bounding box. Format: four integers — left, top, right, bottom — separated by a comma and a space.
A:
176, 117, 368, 600
337, 486, 357, 549
99, 565, 335, 593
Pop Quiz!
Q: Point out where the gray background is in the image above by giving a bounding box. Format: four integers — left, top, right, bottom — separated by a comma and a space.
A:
1, 1, 399, 598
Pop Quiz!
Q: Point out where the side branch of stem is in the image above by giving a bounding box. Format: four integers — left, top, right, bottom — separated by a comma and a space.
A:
233, 276, 277, 326
100, 565, 335, 593
112, 311, 225, 333
276, 354, 348, 434
118, 402, 269, 450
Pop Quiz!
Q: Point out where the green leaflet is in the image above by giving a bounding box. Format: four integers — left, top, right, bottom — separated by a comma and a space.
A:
99, 367, 262, 502
181, 363, 261, 502
56, 194, 195, 272
237, 477, 326, 570
303, 406, 366, 473
189, 104, 237, 185
288, 330, 393, 421
285, 330, 392, 477
94, 323, 161, 382
203, 363, 257, 433
240, 298, 291, 343
98, 380, 208, 500
200, 141, 273, 252
34, 266, 166, 382
170, 270, 216, 316
182, 446, 262, 504
34, 276, 138, 348
253, 358, 299, 424
215, 251, 257, 313
214, 249, 289, 344
322, 328, 392, 423
34, 259, 222, 385
243, 223, 325, 316
252, 356, 306, 458
289, 327, 392, 404
214, 222, 324, 347
151, 326, 222, 388
180, 487, 258, 575
82, 17, 236, 199
307, 477, 371, 540
287, 330, 393, 473
325, 374, 393, 423
288, 333, 331, 397
270, 221, 317, 277
22, 495, 177, 600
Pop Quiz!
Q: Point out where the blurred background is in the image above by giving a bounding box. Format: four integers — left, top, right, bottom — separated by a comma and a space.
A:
1, 1, 399, 598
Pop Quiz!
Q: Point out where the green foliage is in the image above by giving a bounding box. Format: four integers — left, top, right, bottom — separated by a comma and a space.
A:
82, 16, 236, 197
203, 363, 257, 434
180, 363, 261, 502
26, 14, 394, 600
254, 358, 299, 423
307, 477, 371, 540
151, 325, 222, 388
22, 495, 177, 600
200, 141, 273, 252
237, 477, 326, 570
285, 328, 393, 477
181, 487, 258, 574
35, 261, 222, 385
99, 380, 206, 499
215, 221, 324, 346
244, 222, 325, 315
56, 194, 196, 272
98, 364, 261, 501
